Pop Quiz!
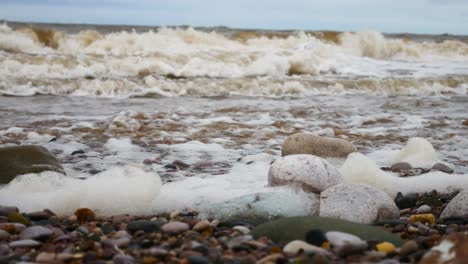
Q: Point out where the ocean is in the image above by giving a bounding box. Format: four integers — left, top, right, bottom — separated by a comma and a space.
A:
1, 21, 468, 216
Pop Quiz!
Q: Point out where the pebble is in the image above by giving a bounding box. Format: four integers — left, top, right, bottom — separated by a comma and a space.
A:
0, 223, 26, 233
432, 162, 454, 174
409, 214, 436, 225
415, 205, 432, 214
170, 211, 180, 219
36, 252, 57, 262
162, 221, 189, 234
283, 240, 331, 255
8, 212, 30, 225
19, 226, 53, 241
186, 255, 211, 264
399, 240, 418, 257
391, 162, 413, 171
0, 230, 9, 241
127, 220, 160, 233
113, 254, 136, 264
326, 231, 368, 256
232, 225, 250, 235
376, 242, 396, 254
395, 192, 419, 209
193, 220, 210, 231
0, 206, 18, 217
26, 211, 52, 221
9, 239, 41, 248
74, 208, 96, 224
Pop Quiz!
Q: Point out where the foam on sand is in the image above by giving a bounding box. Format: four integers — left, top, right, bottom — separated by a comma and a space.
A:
392, 137, 437, 168
341, 153, 468, 197
0, 164, 161, 216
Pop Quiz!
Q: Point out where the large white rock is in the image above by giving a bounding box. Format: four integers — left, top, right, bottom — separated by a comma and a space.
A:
440, 191, 468, 218
319, 183, 399, 224
282, 133, 357, 158
269, 154, 343, 193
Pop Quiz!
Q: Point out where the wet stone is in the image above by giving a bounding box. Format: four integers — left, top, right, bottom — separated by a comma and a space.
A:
395, 192, 419, 209
127, 220, 160, 233
432, 162, 454, 174
0, 206, 19, 217
161, 221, 189, 234
390, 162, 413, 171
186, 255, 211, 264
9, 239, 41, 248
113, 254, 136, 264
19, 226, 53, 241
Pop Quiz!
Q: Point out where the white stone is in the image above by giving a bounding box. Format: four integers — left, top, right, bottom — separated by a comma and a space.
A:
283, 240, 331, 255
326, 231, 368, 256
416, 205, 432, 214
441, 191, 468, 218
319, 183, 399, 224
269, 154, 343, 193
233, 226, 250, 235
161, 221, 189, 234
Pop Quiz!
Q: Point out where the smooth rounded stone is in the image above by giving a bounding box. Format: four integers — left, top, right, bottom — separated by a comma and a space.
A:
325, 231, 368, 256
161, 221, 189, 234
0, 230, 9, 241
193, 220, 210, 231
441, 190, 468, 218
432, 162, 454, 174
0, 223, 26, 233
252, 216, 404, 246
113, 254, 136, 264
170, 211, 180, 219
127, 220, 160, 234
390, 162, 412, 171
0, 145, 65, 184
26, 212, 50, 222
8, 212, 30, 225
399, 240, 419, 257
19, 226, 53, 241
232, 226, 250, 235
283, 240, 331, 255
268, 154, 343, 193
36, 252, 57, 262
0, 206, 18, 217
319, 183, 399, 224
186, 255, 211, 264
9, 239, 41, 248
395, 192, 419, 209
416, 205, 432, 214
282, 133, 357, 158
202, 191, 320, 223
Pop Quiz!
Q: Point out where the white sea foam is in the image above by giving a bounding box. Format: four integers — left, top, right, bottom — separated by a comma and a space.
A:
392, 137, 437, 168
341, 153, 468, 198
0, 165, 161, 215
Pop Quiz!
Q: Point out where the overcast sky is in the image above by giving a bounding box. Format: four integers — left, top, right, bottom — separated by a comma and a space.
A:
0, 0, 467, 34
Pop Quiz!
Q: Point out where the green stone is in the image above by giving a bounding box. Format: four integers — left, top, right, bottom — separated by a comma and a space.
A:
8, 212, 30, 225
0, 145, 64, 184
252, 216, 404, 246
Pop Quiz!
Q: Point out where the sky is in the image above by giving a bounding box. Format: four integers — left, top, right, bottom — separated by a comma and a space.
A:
0, 0, 467, 35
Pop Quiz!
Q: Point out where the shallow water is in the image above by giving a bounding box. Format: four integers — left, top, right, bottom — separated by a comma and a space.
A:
1, 22, 467, 215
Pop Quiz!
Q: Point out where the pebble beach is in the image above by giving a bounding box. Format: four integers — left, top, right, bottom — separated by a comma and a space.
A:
1, 22, 468, 263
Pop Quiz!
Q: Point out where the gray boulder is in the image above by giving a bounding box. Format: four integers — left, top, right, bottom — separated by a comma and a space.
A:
440, 191, 468, 218
0, 145, 64, 184
282, 133, 357, 158
319, 183, 399, 224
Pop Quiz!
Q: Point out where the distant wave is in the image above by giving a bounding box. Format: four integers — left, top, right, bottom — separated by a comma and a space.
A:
1, 23, 468, 97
